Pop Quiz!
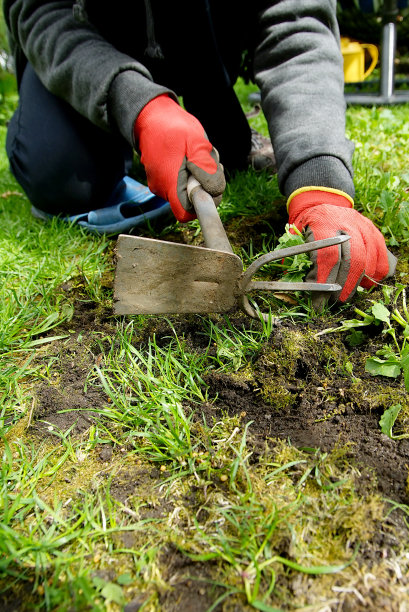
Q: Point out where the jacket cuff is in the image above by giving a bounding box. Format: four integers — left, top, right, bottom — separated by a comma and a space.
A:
107, 70, 178, 146
283, 155, 355, 200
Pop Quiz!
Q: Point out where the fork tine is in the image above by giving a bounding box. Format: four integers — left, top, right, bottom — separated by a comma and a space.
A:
242, 235, 350, 283
238, 234, 351, 321
246, 281, 342, 292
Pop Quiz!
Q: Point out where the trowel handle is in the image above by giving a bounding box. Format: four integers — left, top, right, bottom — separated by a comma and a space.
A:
187, 176, 234, 254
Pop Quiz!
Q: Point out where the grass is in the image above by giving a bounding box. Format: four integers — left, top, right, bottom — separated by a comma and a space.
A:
346, 105, 409, 246
90, 322, 207, 462
0, 70, 409, 610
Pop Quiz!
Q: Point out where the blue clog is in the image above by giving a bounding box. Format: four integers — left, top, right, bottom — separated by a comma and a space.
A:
31, 176, 173, 235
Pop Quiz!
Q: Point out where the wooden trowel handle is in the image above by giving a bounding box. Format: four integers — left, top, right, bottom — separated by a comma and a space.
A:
187, 176, 233, 254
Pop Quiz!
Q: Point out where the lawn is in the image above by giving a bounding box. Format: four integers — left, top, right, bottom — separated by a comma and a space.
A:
1, 59, 409, 612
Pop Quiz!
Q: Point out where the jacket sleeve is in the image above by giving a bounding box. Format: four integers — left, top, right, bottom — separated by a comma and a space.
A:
253, 0, 355, 198
3, 0, 175, 143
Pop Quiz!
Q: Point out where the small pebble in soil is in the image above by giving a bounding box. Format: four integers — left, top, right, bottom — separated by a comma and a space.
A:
124, 599, 145, 612
98, 446, 113, 462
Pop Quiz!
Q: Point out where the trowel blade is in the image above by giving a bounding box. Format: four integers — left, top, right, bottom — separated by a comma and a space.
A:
113, 234, 243, 315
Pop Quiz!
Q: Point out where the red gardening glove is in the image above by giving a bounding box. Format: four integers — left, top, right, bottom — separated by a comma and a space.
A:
288, 188, 397, 309
134, 94, 226, 222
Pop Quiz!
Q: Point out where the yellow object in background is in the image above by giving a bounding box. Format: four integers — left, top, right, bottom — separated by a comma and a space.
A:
341, 37, 379, 83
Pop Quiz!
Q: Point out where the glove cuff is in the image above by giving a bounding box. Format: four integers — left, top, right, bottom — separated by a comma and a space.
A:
287, 186, 354, 221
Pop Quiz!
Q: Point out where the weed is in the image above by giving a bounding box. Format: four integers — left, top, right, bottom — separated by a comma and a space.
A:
379, 404, 409, 440
317, 285, 409, 391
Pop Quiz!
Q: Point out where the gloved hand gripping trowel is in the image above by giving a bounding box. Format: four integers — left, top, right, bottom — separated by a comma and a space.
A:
113, 177, 350, 321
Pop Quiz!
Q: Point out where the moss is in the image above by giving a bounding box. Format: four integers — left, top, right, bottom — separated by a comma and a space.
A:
251, 327, 352, 409
395, 247, 409, 284
258, 380, 295, 410
252, 328, 304, 408
349, 379, 409, 413
231, 363, 255, 383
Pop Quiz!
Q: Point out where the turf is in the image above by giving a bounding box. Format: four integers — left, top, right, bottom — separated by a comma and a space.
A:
1, 75, 409, 611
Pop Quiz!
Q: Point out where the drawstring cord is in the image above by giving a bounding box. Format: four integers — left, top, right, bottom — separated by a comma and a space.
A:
143, 0, 164, 59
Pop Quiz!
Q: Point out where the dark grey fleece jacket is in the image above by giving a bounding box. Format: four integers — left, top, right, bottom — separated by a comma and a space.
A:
2, 0, 355, 198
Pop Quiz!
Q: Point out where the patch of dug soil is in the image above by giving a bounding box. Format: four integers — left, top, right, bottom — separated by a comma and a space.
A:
34, 383, 100, 435
201, 323, 409, 506
58, 282, 115, 333
109, 463, 174, 520
33, 331, 109, 436
105, 462, 245, 611
158, 544, 225, 612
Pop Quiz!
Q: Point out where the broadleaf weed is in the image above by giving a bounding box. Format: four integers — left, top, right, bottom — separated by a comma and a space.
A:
317, 286, 409, 391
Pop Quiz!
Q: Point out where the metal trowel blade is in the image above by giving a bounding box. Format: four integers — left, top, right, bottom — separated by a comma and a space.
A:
113, 234, 243, 315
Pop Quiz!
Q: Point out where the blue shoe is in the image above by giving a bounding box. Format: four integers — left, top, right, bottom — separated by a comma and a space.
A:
31, 177, 173, 235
